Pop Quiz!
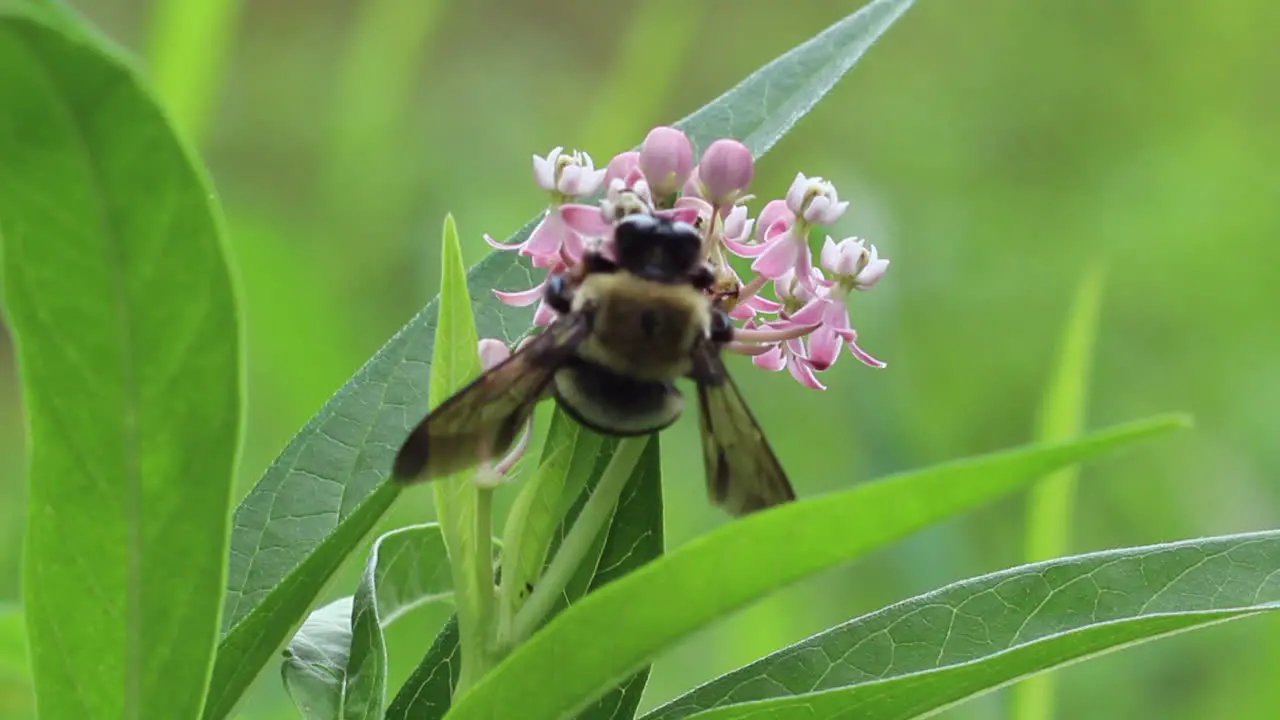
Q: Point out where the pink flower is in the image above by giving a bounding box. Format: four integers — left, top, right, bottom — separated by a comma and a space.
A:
696, 139, 755, 206
485, 208, 585, 266
785, 172, 848, 225
533, 147, 606, 198
639, 126, 695, 198
750, 225, 817, 292
820, 235, 889, 291
492, 261, 567, 327
723, 198, 792, 258
722, 204, 754, 245
673, 195, 714, 230
802, 292, 885, 371
750, 321, 825, 390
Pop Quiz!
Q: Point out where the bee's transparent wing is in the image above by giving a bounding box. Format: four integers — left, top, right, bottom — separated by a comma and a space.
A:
691, 341, 797, 515
393, 314, 589, 482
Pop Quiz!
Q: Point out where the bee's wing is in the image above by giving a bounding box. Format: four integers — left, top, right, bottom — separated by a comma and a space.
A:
393, 314, 589, 483
690, 341, 797, 515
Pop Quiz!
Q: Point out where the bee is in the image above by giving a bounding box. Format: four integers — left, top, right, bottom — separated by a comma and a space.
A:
393, 212, 795, 515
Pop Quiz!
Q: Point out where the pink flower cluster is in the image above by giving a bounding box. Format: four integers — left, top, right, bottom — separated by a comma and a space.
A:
484, 126, 890, 391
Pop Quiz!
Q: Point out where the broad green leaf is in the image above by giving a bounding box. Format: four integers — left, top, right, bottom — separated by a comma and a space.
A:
280, 597, 355, 720
1013, 263, 1106, 720
384, 616, 460, 720
210, 0, 915, 712
646, 530, 1280, 720
281, 524, 456, 720
0, 7, 240, 720
445, 416, 1186, 720
387, 437, 665, 720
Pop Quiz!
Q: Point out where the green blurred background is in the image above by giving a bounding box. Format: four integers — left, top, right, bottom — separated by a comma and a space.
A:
3, 0, 1279, 717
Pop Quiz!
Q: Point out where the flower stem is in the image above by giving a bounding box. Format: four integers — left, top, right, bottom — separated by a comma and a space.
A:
508, 436, 649, 646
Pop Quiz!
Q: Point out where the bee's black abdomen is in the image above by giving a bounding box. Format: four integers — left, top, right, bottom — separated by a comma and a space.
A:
552, 357, 684, 436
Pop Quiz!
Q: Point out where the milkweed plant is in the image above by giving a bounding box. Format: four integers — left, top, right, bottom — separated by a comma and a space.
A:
4, 1, 1276, 720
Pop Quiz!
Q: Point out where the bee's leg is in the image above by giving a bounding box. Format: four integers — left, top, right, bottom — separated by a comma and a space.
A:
543, 273, 575, 314
689, 262, 716, 291
709, 308, 735, 344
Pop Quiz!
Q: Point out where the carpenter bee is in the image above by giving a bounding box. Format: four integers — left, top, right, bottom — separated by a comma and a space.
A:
393, 212, 795, 515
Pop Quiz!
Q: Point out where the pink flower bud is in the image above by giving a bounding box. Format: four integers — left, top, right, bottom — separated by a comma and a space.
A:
604, 151, 641, 186
697, 139, 755, 206
478, 338, 512, 370
638, 126, 695, 198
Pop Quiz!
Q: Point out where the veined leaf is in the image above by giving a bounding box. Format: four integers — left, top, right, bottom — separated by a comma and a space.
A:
648, 531, 1280, 720
281, 524, 457, 720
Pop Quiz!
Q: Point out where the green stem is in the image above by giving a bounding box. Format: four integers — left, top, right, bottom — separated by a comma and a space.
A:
468, 485, 496, 684
508, 436, 649, 646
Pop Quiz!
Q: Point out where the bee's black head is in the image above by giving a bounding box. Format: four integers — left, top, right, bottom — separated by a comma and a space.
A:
613, 213, 703, 283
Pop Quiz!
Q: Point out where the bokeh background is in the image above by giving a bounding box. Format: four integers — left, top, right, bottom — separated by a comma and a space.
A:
3, 0, 1279, 717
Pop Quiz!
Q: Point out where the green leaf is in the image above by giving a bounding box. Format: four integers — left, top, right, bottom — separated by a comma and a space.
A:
1013, 263, 1106, 720
427, 215, 494, 695
210, 0, 915, 712
445, 416, 1186, 720
0, 7, 240, 720
387, 437, 665, 720
646, 530, 1280, 720
383, 615, 460, 720
281, 524, 456, 719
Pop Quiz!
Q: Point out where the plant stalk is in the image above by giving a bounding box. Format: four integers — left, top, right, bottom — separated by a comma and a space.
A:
508, 436, 649, 646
